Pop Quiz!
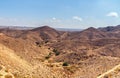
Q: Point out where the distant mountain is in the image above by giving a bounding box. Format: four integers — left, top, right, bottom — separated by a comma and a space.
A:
0, 26, 34, 30
1, 25, 120, 40
99, 25, 120, 32
31, 26, 55, 31
31, 26, 61, 40
69, 27, 109, 40
99, 25, 120, 38
56, 28, 82, 31
79, 27, 108, 39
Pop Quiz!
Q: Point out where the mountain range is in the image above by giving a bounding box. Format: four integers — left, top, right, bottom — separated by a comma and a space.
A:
0, 25, 120, 78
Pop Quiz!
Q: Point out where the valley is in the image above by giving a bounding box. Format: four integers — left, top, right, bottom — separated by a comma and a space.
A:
0, 25, 120, 78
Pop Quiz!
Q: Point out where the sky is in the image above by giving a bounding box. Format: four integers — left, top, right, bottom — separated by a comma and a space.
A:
0, 0, 120, 28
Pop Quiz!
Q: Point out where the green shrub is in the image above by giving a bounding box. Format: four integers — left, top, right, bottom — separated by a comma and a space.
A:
35, 41, 42, 47
63, 62, 69, 66
45, 40, 49, 43
53, 49, 60, 56
55, 51, 60, 56
45, 56, 50, 59
45, 52, 52, 59
35, 41, 40, 45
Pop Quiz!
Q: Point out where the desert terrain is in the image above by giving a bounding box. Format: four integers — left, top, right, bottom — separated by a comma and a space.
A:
0, 25, 120, 78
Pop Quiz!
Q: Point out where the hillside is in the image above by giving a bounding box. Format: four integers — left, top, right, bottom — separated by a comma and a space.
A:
97, 63, 120, 78
0, 25, 120, 78
68, 27, 109, 40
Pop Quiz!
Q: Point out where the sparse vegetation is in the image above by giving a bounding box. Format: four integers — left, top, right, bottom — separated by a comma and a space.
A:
63, 62, 69, 66
35, 41, 42, 47
35, 41, 40, 45
45, 40, 49, 43
53, 49, 60, 56
45, 56, 50, 59
45, 52, 52, 59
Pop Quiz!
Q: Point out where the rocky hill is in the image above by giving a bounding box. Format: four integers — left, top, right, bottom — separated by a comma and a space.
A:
0, 25, 120, 78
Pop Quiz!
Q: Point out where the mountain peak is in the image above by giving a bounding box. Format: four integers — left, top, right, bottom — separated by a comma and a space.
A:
82, 27, 98, 33
86, 27, 97, 31
39, 26, 52, 29
31, 26, 55, 31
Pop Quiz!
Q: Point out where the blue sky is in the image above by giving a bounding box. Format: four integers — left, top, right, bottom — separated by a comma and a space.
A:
0, 0, 120, 28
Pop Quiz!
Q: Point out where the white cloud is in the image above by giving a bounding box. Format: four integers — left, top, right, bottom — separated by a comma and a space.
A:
107, 12, 119, 18
52, 17, 57, 20
50, 17, 61, 22
73, 16, 83, 21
